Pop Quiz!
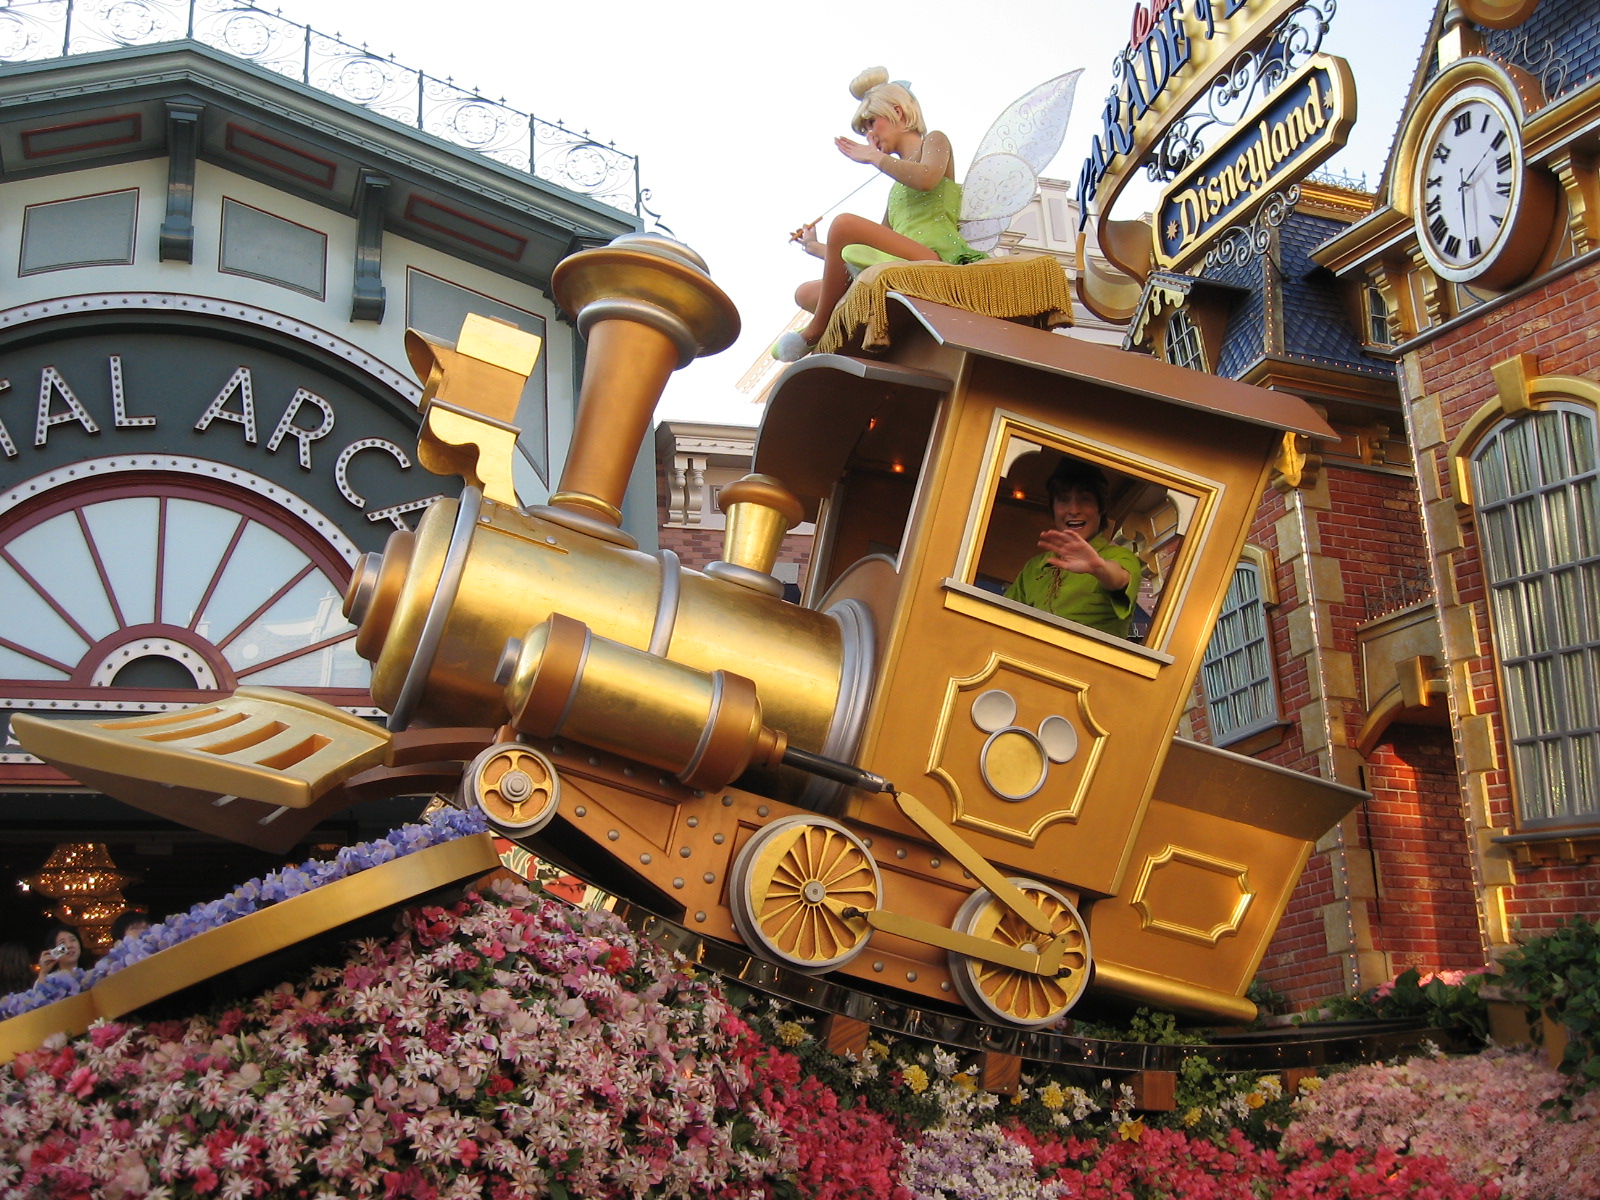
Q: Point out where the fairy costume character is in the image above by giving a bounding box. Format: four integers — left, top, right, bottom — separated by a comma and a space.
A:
776, 66, 1081, 362
840, 175, 987, 272
776, 68, 980, 362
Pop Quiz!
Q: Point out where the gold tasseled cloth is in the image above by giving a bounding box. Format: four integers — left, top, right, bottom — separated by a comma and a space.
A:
815, 253, 1075, 355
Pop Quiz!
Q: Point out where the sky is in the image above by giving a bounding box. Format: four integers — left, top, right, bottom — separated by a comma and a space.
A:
288, 0, 1437, 427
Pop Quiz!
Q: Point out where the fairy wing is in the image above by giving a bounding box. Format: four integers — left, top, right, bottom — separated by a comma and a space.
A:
959, 155, 1038, 251
960, 69, 1083, 251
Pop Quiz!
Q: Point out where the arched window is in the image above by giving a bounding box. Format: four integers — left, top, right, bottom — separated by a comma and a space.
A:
0, 467, 366, 703
1200, 557, 1278, 745
1470, 402, 1600, 824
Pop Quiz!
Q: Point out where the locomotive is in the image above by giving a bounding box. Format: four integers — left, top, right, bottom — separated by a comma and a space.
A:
17, 233, 1364, 1029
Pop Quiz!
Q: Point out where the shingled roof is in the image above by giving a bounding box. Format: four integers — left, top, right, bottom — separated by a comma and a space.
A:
1201, 209, 1394, 383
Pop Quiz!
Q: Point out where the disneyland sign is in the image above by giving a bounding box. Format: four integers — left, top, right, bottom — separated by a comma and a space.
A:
1154, 55, 1353, 268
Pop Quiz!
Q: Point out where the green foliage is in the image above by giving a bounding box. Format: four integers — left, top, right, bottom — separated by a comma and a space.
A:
1247, 977, 1290, 1019
1169, 1052, 1297, 1148
1071, 1006, 1209, 1046
1498, 917, 1600, 1091
1301, 967, 1490, 1044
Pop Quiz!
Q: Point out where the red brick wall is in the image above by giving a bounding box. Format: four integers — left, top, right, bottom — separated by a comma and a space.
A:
1362, 727, 1485, 969
1413, 262, 1600, 929
1255, 844, 1346, 1006
1190, 463, 1490, 1006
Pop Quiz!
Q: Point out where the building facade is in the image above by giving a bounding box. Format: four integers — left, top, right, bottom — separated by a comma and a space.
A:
1123, 0, 1600, 1005
1309, 0, 1600, 964
0, 1, 641, 951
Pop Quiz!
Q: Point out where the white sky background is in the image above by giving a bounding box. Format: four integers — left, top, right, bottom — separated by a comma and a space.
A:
288, 0, 1436, 427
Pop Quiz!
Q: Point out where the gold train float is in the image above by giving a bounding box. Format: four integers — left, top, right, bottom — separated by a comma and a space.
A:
17, 234, 1363, 1030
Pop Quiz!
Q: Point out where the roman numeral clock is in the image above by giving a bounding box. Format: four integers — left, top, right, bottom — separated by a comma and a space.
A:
1412, 68, 1556, 291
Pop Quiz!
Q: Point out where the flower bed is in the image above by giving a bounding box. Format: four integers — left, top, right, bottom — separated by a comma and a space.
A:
6, 866, 1594, 1198
0, 807, 489, 1023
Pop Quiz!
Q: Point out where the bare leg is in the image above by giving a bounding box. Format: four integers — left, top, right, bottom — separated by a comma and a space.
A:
799, 212, 939, 345
795, 279, 822, 312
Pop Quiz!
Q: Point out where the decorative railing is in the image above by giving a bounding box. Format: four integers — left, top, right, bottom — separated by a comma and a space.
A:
1362, 564, 1435, 623
0, 0, 646, 219
1305, 167, 1371, 193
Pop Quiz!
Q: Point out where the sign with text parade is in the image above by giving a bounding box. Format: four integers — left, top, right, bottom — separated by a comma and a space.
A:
1154, 55, 1354, 269
1076, 0, 1301, 227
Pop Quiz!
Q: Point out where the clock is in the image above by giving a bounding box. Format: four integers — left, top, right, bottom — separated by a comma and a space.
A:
1413, 80, 1554, 289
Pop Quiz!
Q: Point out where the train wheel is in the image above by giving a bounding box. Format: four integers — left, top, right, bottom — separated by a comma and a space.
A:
460, 742, 560, 833
729, 816, 880, 973
948, 879, 1090, 1028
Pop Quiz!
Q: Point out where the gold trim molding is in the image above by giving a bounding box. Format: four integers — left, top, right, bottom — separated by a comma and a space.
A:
1448, 354, 1600, 508
1458, 0, 1541, 29
1130, 844, 1255, 945
928, 654, 1110, 847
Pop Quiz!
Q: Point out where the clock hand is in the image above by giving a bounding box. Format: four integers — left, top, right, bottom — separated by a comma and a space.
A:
1462, 146, 1492, 187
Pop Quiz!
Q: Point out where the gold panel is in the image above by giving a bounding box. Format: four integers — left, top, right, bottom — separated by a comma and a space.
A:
928, 654, 1108, 846
456, 312, 544, 377
1091, 796, 1324, 1008
1129, 844, 1254, 945
13, 686, 389, 810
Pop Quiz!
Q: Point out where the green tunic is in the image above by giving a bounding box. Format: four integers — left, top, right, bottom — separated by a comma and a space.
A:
842, 178, 986, 271
1004, 534, 1143, 638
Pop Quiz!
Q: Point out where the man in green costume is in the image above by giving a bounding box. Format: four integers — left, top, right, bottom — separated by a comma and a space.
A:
1006, 459, 1142, 638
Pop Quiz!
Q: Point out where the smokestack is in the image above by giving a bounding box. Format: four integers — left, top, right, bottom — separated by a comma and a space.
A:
548, 233, 739, 540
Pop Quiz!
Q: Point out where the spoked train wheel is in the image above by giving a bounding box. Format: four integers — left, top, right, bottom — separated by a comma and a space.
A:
460, 742, 560, 834
728, 815, 880, 973
948, 878, 1090, 1028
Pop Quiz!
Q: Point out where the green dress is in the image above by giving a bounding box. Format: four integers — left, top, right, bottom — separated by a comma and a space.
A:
842, 177, 986, 271
1004, 535, 1144, 638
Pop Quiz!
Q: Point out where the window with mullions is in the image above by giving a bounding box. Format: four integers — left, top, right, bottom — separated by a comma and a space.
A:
1366, 284, 1392, 346
1200, 559, 1278, 745
1164, 309, 1205, 372
1471, 402, 1600, 825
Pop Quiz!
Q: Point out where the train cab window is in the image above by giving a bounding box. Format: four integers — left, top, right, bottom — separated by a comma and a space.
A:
956, 427, 1207, 657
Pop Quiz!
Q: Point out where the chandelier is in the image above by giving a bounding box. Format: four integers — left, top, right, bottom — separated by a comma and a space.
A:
21, 843, 139, 954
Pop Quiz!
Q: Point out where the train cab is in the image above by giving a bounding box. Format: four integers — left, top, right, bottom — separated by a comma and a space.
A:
756, 295, 1363, 1019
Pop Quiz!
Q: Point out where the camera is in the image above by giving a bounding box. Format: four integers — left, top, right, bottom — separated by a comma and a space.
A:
47, 944, 68, 959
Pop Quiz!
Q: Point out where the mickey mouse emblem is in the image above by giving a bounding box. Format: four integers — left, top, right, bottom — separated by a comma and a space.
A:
970, 689, 1077, 802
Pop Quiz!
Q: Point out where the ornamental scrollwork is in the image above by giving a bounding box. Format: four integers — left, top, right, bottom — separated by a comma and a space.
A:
193, 0, 305, 81
1490, 27, 1571, 101
0, 0, 69, 62
1204, 184, 1301, 269
1145, 0, 1335, 185
63, 0, 186, 54
533, 127, 636, 211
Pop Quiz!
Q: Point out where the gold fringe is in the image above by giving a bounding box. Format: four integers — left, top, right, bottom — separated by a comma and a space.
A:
817, 253, 1075, 355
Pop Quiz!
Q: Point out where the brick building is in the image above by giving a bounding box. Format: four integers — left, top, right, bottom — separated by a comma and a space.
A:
654, 420, 814, 597
1129, 0, 1600, 1006
1310, 0, 1600, 971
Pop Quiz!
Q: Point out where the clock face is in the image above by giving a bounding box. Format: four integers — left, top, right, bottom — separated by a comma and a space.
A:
1415, 87, 1525, 283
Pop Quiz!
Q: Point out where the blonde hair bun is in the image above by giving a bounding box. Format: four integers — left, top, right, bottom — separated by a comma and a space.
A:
850, 67, 889, 100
